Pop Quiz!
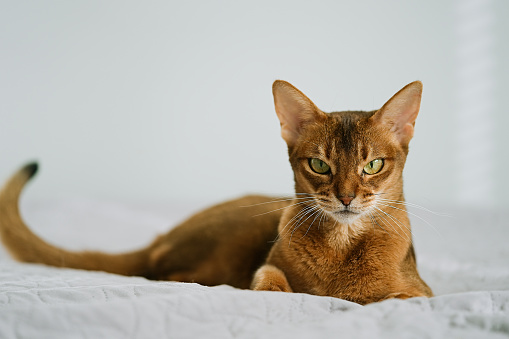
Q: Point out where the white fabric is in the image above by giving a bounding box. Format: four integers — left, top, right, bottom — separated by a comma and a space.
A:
1, 199, 508, 338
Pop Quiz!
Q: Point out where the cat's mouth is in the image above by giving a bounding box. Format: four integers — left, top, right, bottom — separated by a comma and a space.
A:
313, 199, 365, 223
327, 208, 363, 224
333, 209, 365, 226
314, 200, 362, 216
320, 206, 363, 223
334, 210, 360, 216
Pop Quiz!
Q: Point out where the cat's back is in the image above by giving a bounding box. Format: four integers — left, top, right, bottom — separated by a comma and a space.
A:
148, 195, 290, 287
169, 194, 290, 235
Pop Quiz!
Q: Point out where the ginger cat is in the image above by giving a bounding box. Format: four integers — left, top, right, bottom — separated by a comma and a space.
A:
0, 80, 432, 305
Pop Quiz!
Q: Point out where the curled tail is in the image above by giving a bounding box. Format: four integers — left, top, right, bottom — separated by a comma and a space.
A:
0, 163, 153, 277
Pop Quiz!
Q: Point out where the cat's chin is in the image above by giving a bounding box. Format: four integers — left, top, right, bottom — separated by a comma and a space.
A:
329, 209, 363, 225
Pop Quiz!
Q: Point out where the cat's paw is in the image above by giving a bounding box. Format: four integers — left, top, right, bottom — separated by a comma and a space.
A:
251, 264, 293, 292
381, 291, 425, 301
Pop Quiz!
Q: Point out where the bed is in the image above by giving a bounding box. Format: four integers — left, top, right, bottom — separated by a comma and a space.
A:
1, 197, 508, 338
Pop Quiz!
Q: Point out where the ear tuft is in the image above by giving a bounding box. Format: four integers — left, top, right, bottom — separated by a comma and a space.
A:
272, 80, 325, 147
373, 81, 423, 145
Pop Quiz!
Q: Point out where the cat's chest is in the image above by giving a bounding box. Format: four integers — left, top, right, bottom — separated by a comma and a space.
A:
289, 224, 365, 266
282, 232, 386, 297
290, 236, 350, 271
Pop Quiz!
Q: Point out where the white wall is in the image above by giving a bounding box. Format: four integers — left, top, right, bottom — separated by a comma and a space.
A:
1, 1, 508, 208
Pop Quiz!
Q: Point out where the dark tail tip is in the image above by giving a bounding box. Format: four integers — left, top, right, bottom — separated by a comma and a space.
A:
23, 162, 39, 179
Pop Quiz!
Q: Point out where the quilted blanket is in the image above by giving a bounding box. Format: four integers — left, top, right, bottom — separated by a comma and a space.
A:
1, 198, 508, 338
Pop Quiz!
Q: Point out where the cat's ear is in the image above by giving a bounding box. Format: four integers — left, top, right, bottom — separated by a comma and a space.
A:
272, 80, 326, 146
372, 81, 423, 145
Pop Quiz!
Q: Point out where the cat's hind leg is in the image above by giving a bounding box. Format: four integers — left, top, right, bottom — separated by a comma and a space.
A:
251, 264, 293, 292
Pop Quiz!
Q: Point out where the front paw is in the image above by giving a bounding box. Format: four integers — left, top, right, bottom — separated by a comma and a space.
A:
251, 264, 293, 292
381, 291, 425, 301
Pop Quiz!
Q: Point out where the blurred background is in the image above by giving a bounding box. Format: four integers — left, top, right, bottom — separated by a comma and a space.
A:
1, 0, 508, 210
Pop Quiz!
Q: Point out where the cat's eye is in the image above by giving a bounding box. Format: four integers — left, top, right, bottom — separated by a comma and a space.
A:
309, 158, 330, 174
363, 159, 384, 175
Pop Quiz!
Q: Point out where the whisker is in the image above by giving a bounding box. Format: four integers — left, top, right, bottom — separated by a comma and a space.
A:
376, 201, 442, 238
289, 205, 318, 231
367, 211, 390, 236
251, 199, 315, 217
240, 196, 314, 208
274, 207, 311, 242
275, 204, 317, 242
372, 190, 397, 196
375, 204, 411, 231
373, 208, 402, 238
318, 209, 327, 230
373, 207, 410, 241
290, 206, 319, 237
288, 205, 320, 246
300, 208, 323, 239
367, 211, 376, 232
377, 198, 453, 218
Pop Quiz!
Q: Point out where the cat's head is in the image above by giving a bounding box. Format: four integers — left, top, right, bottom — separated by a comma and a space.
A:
273, 80, 422, 224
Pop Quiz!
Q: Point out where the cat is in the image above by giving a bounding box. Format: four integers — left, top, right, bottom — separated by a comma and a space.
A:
0, 80, 432, 305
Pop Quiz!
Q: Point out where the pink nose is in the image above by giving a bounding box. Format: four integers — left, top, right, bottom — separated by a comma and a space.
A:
339, 196, 354, 206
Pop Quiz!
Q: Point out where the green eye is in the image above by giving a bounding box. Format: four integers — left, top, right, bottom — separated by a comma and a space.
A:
363, 159, 384, 175
309, 158, 330, 174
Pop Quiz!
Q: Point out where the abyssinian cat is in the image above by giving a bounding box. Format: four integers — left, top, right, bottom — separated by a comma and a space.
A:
0, 80, 432, 305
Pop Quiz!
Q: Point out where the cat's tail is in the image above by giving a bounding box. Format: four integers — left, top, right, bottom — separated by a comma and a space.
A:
0, 162, 153, 277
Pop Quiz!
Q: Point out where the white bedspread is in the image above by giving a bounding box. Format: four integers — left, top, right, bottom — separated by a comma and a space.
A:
1, 198, 508, 338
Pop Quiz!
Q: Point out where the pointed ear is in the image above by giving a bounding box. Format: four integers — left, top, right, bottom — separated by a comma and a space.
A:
372, 81, 423, 145
272, 80, 326, 147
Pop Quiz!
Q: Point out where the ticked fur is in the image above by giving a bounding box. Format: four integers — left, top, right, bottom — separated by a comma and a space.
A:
250, 80, 431, 303
0, 80, 432, 305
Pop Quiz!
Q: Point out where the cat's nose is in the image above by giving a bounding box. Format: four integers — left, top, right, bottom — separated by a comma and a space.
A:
339, 196, 354, 206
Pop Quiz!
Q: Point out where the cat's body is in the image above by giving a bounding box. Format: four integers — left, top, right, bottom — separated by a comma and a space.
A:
0, 80, 432, 304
